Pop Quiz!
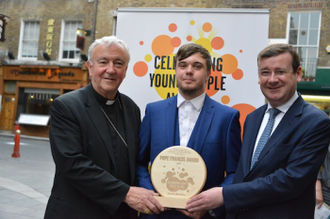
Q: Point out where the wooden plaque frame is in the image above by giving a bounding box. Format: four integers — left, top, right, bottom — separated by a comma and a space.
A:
151, 146, 207, 209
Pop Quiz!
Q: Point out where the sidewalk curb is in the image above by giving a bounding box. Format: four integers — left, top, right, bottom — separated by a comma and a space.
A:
0, 132, 49, 142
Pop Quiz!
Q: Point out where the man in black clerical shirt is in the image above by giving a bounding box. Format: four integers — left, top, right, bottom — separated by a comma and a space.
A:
44, 36, 163, 219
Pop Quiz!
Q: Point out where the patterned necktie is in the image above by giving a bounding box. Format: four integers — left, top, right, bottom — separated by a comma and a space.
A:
251, 108, 281, 169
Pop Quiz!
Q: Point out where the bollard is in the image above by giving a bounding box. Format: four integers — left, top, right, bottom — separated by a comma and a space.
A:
12, 123, 21, 158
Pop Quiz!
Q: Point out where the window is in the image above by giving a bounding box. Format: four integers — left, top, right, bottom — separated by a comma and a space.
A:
287, 11, 321, 79
59, 20, 82, 62
18, 21, 40, 59
17, 88, 60, 116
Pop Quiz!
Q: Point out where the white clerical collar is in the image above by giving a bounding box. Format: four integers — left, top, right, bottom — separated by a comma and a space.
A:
177, 92, 206, 112
105, 100, 115, 105
267, 91, 299, 113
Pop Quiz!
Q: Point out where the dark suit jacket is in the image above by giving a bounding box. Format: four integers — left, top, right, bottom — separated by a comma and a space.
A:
223, 95, 330, 219
44, 83, 141, 219
137, 95, 241, 219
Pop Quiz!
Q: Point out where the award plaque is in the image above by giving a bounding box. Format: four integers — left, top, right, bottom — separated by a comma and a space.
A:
151, 146, 207, 209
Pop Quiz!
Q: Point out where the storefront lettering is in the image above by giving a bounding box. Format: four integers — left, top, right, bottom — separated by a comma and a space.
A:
9, 69, 76, 79
45, 19, 55, 55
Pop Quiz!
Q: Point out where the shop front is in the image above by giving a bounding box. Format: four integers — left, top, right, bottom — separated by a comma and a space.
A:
298, 68, 330, 116
0, 63, 89, 137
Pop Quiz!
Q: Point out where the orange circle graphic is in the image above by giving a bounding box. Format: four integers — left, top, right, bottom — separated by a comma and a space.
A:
232, 68, 243, 80
221, 95, 230, 105
169, 23, 177, 32
152, 35, 174, 56
211, 37, 224, 50
202, 22, 212, 32
133, 61, 148, 77
221, 54, 238, 75
171, 37, 181, 48
232, 103, 256, 139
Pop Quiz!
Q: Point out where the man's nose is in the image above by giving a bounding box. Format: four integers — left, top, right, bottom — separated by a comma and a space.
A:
186, 65, 193, 74
268, 72, 278, 82
106, 63, 115, 73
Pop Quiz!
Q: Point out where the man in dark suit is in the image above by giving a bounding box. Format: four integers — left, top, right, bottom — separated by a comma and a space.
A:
137, 43, 241, 219
186, 43, 330, 218
44, 36, 163, 219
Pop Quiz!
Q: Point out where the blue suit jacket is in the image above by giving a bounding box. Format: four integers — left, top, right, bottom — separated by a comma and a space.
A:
137, 95, 241, 219
223, 96, 330, 219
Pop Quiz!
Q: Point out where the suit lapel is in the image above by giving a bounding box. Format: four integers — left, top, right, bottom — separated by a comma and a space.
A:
165, 97, 179, 146
188, 95, 214, 153
85, 84, 117, 170
251, 97, 304, 171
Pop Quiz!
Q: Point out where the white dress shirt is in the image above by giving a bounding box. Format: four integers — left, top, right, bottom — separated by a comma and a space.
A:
177, 92, 205, 146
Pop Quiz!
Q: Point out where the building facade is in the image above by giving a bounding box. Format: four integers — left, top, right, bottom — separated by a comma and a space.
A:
0, 0, 329, 136
0, 0, 94, 136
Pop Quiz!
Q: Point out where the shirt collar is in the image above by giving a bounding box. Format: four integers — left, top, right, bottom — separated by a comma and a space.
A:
91, 84, 120, 106
177, 92, 206, 112
267, 91, 299, 113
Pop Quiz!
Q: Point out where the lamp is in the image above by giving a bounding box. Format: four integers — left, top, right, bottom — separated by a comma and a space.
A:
80, 54, 88, 62
76, 28, 91, 37
7, 51, 15, 60
43, 52, 51, 61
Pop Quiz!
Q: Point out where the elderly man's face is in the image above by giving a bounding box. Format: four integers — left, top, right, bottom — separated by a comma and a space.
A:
87, 44, 128, 100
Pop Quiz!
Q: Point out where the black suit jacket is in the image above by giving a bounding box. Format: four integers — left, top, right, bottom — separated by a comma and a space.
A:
223, 96, 330, 219
44, 83, 141, 219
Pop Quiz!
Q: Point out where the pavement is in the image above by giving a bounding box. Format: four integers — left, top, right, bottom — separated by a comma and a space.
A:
0, 131, 54, 219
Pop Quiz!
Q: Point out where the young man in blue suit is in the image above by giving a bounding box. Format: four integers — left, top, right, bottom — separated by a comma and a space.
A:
186, 44, 330, 219
137, 43, 241, 219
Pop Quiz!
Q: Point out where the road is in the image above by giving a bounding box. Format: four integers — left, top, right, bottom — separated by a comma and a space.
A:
0, 134, 54, 219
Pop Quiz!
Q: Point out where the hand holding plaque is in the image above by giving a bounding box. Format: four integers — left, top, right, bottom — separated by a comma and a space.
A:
151, 146, 207, 209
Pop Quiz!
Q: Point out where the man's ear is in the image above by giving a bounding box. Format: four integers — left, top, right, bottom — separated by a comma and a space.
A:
87, 60, 92, 77
296, 66, 303, 83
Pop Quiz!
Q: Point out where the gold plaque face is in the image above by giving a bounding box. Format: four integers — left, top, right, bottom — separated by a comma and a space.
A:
151, 146, 207, 209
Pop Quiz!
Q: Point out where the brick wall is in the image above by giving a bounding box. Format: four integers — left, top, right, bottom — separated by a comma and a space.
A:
0, 0, 329, 66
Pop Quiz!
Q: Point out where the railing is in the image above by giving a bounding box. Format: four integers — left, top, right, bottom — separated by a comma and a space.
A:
301, 58, 317, 82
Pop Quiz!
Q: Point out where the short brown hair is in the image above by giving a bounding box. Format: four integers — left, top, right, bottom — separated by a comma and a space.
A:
257, 43, 301, 73
175, 43, 212, 72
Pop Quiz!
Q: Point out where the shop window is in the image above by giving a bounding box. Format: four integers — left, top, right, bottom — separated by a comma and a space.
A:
17, 88, 60, 117
18, 20, 40, 60
287, 11, 321, 79
59, 20, 82, 62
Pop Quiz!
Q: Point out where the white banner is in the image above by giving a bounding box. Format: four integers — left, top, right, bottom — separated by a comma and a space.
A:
117, 8, 269, 127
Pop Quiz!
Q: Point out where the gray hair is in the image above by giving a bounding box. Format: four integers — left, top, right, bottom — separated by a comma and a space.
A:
88, 35, 130, 63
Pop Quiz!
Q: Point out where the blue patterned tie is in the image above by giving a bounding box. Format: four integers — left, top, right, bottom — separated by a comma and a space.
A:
251, 108, 281, 169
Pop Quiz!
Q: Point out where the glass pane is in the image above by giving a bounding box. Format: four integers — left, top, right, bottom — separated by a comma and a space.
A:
300, 13, 309, 29
61, 21, 82, 59
290, 13, 299, 28
298, 29, 307, 45
63, 42, 69, 50
297, 47, 307, 61
307, 47, 317, 59
308, 29, 318, 45
289, 30, 298, 44
62, 50, 68, 58
22, 21, 39, 58
310, 12, 320, 28
69, 51, 74, 58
